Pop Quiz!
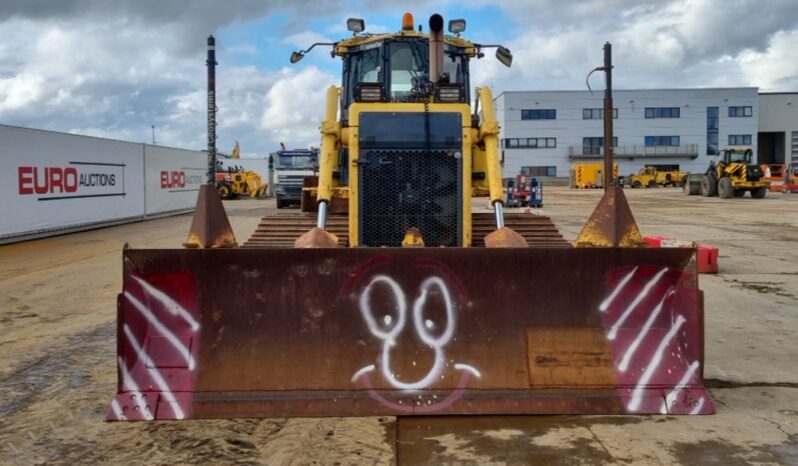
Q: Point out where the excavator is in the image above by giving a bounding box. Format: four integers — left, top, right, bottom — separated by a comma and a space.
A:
107, 14, 713, 420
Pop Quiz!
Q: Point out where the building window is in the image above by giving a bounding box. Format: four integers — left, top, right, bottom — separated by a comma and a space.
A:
645, 136, 680, 146
521, 166, 557, 177
521, 109, 556, 120
504, 138, 556, 149
582, 137, 618, 154
728, 134, 752, 145
728, 106, 752, 117
707, 107, 719, 156
582, 108, 618, 119
645, 107, 680, 118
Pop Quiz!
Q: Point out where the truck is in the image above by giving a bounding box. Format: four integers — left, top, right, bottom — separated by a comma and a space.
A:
570, 162, 619, 189
272, 148, 319, 208
628, 167, 688, 188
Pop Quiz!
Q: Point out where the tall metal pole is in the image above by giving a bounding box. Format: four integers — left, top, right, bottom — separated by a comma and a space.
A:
206, 35, 217, 185
602, 42, 614, 190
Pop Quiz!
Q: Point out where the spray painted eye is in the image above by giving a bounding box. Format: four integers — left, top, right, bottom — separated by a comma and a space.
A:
413, 276, 454, 347
359, 274, 406, 342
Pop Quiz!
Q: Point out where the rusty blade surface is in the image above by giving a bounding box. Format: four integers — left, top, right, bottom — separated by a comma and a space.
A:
108, 247, 713, 420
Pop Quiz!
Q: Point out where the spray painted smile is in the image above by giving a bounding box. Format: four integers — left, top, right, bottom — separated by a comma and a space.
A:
351, 274, 481, 412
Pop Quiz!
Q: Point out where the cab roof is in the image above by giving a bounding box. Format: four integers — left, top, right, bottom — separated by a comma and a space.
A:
334, 30, 478, 58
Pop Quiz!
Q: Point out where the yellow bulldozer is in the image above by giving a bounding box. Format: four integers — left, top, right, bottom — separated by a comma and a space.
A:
107, 14, 713, 421
684, 147, 769, 198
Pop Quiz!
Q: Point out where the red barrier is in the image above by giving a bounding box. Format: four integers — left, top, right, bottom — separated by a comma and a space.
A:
644, 236, 718, 274
644, 236, 675, 248
696, 244, 719, 274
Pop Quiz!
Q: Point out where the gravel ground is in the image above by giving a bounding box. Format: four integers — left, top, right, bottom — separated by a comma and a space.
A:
1, 186, 796, 465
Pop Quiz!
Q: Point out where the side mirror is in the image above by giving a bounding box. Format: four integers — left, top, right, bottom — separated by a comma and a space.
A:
290, 51, 304, 64
496, 46, 513, 67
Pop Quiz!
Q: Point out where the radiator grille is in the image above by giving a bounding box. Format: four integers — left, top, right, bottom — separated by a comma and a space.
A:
359, 149, 460, 247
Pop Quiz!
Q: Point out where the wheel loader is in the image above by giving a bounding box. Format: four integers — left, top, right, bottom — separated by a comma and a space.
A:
684, 147, 769, 198
215, 164, 268, 199
107, 14, 713, 421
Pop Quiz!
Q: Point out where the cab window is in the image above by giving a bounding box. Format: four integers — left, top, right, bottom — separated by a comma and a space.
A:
388, 41, 427, 99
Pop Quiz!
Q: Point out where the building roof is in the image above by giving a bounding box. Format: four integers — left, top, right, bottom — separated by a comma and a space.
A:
495, 87, 759, 99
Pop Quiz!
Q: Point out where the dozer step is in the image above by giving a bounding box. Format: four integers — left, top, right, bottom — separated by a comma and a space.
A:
242, 212, 571, 248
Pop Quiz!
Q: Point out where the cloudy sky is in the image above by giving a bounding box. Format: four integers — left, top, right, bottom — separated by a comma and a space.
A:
1, 0, 797, 156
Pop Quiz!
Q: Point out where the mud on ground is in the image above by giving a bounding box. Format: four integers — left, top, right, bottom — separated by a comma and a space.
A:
1, 188, 797, 465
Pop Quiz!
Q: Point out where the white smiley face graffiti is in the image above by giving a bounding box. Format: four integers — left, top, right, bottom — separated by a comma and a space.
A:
351, 274, 481, 391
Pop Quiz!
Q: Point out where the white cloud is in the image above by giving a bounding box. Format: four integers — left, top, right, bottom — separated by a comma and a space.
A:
475, 0, 798, 94
261, 66, 338, 149
738, 30, 798, 91
0, 0, 797, 156
0, 71, 45, 111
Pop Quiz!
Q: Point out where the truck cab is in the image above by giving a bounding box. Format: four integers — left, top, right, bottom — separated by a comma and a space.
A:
273, 148, 318, 208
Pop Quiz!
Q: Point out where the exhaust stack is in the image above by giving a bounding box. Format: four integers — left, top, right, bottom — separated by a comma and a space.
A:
429, 14, 444, 83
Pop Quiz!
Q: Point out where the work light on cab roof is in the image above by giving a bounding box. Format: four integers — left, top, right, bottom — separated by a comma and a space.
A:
288, 12, 513, 73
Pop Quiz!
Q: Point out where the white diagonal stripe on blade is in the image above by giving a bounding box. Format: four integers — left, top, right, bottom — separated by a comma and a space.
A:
132, 275, 200, 331
627, 315, 687, 412
110, 399, 125, 421
124, 291, 195, 370
608, 268, 669, 341
665, 360, 701, 409
599, 267, 638, 312
123, 324, 186, 420
618, 289, 675, 372
689, 397, 706, 415
117, 356, 154, 420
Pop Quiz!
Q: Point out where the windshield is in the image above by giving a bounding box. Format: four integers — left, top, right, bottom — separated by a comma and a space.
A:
276, 153, 317, 169
727, 150, 751, 163
389, 41, 427, 99
343, 39, 470, 107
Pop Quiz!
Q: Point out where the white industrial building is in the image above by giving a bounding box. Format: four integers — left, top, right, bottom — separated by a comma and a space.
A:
494, 88, 765, 178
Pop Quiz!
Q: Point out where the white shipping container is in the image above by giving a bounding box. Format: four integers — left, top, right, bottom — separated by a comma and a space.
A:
0, 125, 145, 240
144, 145, 205, 216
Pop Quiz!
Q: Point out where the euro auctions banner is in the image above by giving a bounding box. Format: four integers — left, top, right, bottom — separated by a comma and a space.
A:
0, 125, 145, 239
144, 145, 205, 216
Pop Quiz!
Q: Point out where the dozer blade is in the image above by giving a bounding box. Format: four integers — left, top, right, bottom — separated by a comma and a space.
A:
108, 246, 713, 420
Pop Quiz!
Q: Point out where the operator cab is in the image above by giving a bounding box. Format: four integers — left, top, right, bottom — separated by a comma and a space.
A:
342, 38, 470, 109
720, 147, 753, 164
289, 13, 513, 124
